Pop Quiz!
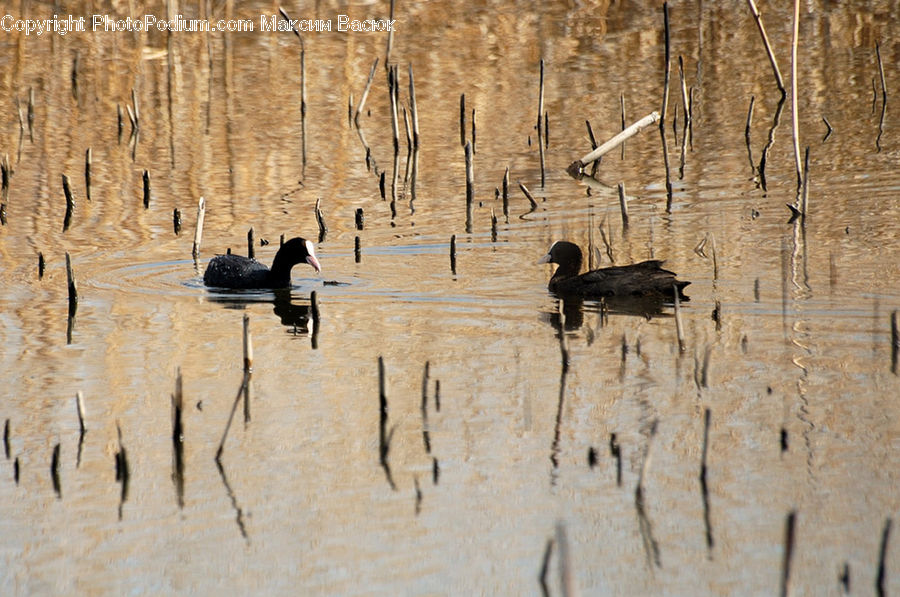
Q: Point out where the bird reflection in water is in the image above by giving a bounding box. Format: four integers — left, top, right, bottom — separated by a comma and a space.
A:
207, 288, 314, 337
543, 294, 678, 332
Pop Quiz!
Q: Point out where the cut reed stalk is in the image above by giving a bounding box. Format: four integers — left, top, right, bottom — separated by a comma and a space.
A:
192, 197, 206, 260
247, 227, 255, 259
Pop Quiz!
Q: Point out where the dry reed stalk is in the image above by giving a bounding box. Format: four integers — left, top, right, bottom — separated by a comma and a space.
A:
192, 197, 206, 259
746, 0, 786, 96
660, 3, 671, 128
568, 112, 660, 176
408, 63, 420, 149
354, 58, 379, 126
790, 0, 803, 189
618, 182, 629, 228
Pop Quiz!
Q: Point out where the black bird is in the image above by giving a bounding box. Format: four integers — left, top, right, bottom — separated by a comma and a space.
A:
203, 237, 321, 289
538, 241, 689, 300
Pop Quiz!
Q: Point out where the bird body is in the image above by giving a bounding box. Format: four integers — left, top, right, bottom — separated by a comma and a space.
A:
539, 241, 689, 299
203, 237, 321, 289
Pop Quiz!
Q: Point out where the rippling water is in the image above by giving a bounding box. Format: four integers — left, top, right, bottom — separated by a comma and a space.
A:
2, 1, 900, 594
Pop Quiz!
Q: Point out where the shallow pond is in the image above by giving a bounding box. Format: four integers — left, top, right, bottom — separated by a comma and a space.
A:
1, 1, 900, 594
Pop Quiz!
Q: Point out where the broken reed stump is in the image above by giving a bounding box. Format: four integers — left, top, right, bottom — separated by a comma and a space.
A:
674, 284, 686, 352
502, 166, 510, 219
142, 169, 150, 208
115, 422, 130, 519
891, 310, 899, 375
311, 291, 320, 349
354, 236, 361, 263
567, 112, 660, 176
62, 174, 75, 232
51, 443, 61, 498
84, 148, 92, 201
355, 208, 365, 230
315, 198, 328, 242
781, 510, 797, 597
38, 252, 45, 279
247, 227, 255, 259
491, 208, 498, 242
617, 182, 629, 228
877, 518, 892, 597
172, 367, 185, 509
378, 356, 397, 490
75, 391, 86, 436
450, 234, 457, 274
3, 419, 9, 459
173, 208, 182, 234
471, 108, 477, 155
536, 59, 546, 186
875, 43, 888, 152
192, 196, 206, 260
408, 63, 420, 149
465, 141, 474, 233
388, 65, 400, 155
459, 94, 466, 147
421, 361, 431, 454
65, 253, 78, 316
518, 181, 538, 210
27, 87, 35, 142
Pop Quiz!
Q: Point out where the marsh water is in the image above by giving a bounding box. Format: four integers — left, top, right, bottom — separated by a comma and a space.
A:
2, 1, 900, 594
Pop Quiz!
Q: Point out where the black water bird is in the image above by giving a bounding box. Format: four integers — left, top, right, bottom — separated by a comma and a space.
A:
539, 241, 689, 300
203, 237, 321, 289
